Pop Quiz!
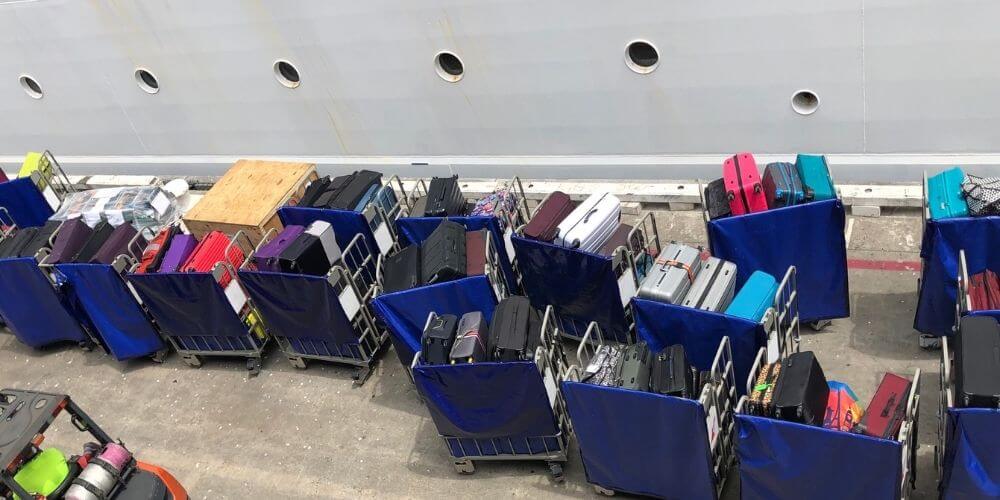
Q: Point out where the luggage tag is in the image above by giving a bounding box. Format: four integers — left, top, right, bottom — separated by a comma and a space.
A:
364, 206, 394, 256
704, 398, 720, 449
616, 257, 639, 308
337, 284, 362, 321
535, 347, 559, 408
222, 280, 248, 313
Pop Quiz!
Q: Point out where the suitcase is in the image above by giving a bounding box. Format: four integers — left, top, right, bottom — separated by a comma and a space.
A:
450, 311, 490, 364
763, 162, 809, 209
596, 223, 633, 257
421, 314, 458, 365
330, 170, 382, 211
613, 342, 652, 391
465, 229, 487, 276
488, 296, 542, 362
90, 223, 139, 264
554, 192, 621, 253
955, 316, 1000, 408
795, 154, 836, 201
773, 351, 829, 426
136, 225, 179, 273
637, 243, 703, 304
311, 175, 352, 209
704, 178, 732, 220
371, 184, 399, 217
158, 234, 198, 273
523, 191, 573, 242
181, 231, 245, 286
305, 221, 342, 266
252, 225, 305, 272
748, 362, 782, 417
300, 175, 333, 207
19, 220, 60, 258
962, 174, 1000, 217
650, 344, 694, 398
927, 167, 970, 220
277, 233, 331, 276
382, 245, 422, 293
723, 152, 768, 216
1, 227, 39, 259
968, 270, 1000, 311
682, 256, 737, 312
352, 183, 381, 212
420, 220, 466, 284
583, 345, 623, 386
856, 372, 912, 439
725, 270, 779, 322
72, 221, 114, 263
423, 176, 466, 217
47, 218, 94, 264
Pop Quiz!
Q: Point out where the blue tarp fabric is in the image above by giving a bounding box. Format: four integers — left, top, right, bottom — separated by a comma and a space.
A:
633, 298, 765, 396
56, 263, 164, 360
127, 273, 249, 339
510, 235, 629, 342
239, 271, 357, 346
562, 382, 716, 499
736, 414, 902, 500
915, 216, 1000, 336
941, 408, 1000, 499
708, 199, 849, 323
372, 275, 497, 367
278, 207, 380, 259
395, 216, 518, 292
0, 178, 53, 228
0, 257, 87, 347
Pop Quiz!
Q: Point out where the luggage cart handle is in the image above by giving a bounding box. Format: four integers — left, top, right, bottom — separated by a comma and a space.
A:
0, 206, 16, 238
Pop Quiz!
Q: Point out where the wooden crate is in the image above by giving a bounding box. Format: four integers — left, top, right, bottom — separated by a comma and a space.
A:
182, 159, 317, 246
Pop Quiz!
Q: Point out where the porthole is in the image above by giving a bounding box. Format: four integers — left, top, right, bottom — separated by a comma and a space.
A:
434, 52, 464, 83
791, 89, 820, 115
625, 40, 659, 74
19, 75, 42, 99
135, 68, 160, 94
273, 60, 301, 88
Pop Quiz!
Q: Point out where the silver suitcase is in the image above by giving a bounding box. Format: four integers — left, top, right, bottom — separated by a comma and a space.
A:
554, 192, 621, 253
681, 257, 737, 311
637, 243, 703, 304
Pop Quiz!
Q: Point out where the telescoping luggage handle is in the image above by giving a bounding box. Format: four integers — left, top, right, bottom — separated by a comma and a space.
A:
0, 206, 16, 240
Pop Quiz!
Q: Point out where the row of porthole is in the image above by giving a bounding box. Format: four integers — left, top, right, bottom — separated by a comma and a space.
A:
15, 42, 822, 115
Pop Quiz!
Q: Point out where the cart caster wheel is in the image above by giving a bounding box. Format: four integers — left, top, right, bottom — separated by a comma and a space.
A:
352, 366, 374, 386
454, 460, 475, 474
594, 485, 615, 496
808, 320, 831, 331
288, 357, 306, 369
79, 341, 95, 352
150, 348, 169, 363
182, 355, 202, 368
247, 357, 262, 376
548, 462, 564, 483
919, 334, 942, 350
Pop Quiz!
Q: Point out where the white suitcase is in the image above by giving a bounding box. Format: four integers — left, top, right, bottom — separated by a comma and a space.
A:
305, 220, 342, 265
554, 192, 621, 253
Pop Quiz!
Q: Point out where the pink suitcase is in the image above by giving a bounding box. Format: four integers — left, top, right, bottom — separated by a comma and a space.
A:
723, 152, 768, 216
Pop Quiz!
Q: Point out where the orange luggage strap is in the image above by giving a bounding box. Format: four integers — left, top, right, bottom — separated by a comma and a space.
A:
655, 256, 695, 283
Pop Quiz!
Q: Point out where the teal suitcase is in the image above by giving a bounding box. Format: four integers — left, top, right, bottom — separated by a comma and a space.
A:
725, 270, 778, 322
794, 154, 836, 201
927, 167, 969, 220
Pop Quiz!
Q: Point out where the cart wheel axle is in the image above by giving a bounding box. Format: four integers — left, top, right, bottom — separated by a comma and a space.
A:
247, 357, 262, 376
808, 320, 831, 331
288, 357, 306, 369
182, 354, 202, 368
454, 460, 475, 474
548, 461, 565, 483
594, 485, 615, 496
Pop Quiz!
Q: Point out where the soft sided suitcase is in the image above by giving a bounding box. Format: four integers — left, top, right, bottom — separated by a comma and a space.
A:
72, 222, 114, 263
650, 344, 694, 398
613, 342, 652, 391
382, 245, 422, 293
488, 296, 542, 362
554, 192, 620, 253
311, 175, 352, 209
682, 256, 737, 312
305, 221, 341, 266
955, 316, 1000, 408
962, 174, 1000, 217
252, 225, 305, 272
773, 351, 829, 426
421, 314, 458, 365
47, 219, 93, 264
420, 220, 466, 284
19, 220, 60, 259
158, 234, 197, 273
927, 167, 970, 220
723, 152, 768, 216
704, 178, 732, 220
968, 270, 1000, 311
300, 176, 333, 207
596, 223, 633, 257
423, 176, 466, 217
856, 372, 912, 439
725, 270, 778, 322
637, 243, 702, 304
90, 223, 139, 264
136, 225, 178, 273
748, 362, 782, 417
450, 311, 490, 364
330, 170, 382, 211
465, 229, 487, 276
523, 191, 573, 242
795, 154, 836, 202
2, 227, 38, 259
762, 162, 809, 209
278, 233, 331, 276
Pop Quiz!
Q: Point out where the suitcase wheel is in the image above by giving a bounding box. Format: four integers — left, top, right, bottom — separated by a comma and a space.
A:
182, 354, 203, 368
288, 356, 307, 369
593, 485, 615, 496
150, 348, 170, 363
246, 357, 262, 376
548, 462, 565, 483
808, 320, 831, 332
79, 340, 96, 352
454, 460, 475, 474
754, 184, 762, 193
726, 191, 735, 201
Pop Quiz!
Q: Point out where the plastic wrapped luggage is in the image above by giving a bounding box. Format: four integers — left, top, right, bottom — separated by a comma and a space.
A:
72, 221, 114, 263
554, 192, 620, 252
424, 175, 466, 217
773, 351, 829, 426
420, 220, 466, 284
794, 154, 836, 202
465, 229, 487, 276
724, 270, 778, 322
252, 225, 305, 272
649, 344, 694, 398
382, 245, 421, 293
277, 233, 331, 276
305, 220, 341, 266
136, 225, 178, 273
762, 162, 809, 209
46, 218, 93, 264
613, 342, 651, 391
523, 191, 573, 242
723, 152, 767, 216
961, 174, 1000, 217
449, 311, 489, 364
90, 223, 139, 264
681, 256, 737, 312
954, 316, 1000, 408
596, 223, 633, 257
855, 372, 912, 438
158, 234, 197, 273
927, 167, 970, 220
637, 243, 702, 304
421, 313, 458, 365
704, 178, 731, 220
488, 296, 542, 362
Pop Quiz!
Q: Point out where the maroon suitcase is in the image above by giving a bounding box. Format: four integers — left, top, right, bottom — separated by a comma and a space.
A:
855, 372, 911, 439
969, 270, 1000, 311
596, 223, 633, 257
465, 229, 487, 276
90, 223, 141, 264
523, 191, 573, 242
47, 218, 93, 264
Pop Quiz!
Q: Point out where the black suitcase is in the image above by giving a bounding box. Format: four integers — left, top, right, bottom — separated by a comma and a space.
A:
956, 315, 1000, 408
488, 296, 542, 362
278, 233, 332, 276
421, 220, 466, 284
450, 311, 490, 364
773, 351, 829, 426
613, 342, 652, 391
650, 344, 694, 398
90, 223, 139, 264
329, 170, 382, 210
311, 175, 352, 208
300, 176, 332, 207
73, 221, 114, 263
382, 245, 422, 293
424, 175, 466, 217
19, 220, 60, 258
0, 228, 39, 259
421, 314, 458, 365
704, 178, 732, 220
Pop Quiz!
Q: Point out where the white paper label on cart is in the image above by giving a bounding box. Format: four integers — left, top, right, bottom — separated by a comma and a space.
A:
339, 287, 362, 321
706, 403, 720, 449
503, 226, 515, 261
42, 186, 60, 211
150, 191, 171, 216
618, 272, 637, 308
766, 332, 780, 364
224, 281, 247, 313
126, 282, 145, 306
373, 222, 393, 256
543, 365, 558, 408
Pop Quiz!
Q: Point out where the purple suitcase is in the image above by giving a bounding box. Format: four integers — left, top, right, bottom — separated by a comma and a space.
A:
158, 234, 198, 273
253, 225, 305, 272
90, 224, 139, 264
47, 218, 93, 264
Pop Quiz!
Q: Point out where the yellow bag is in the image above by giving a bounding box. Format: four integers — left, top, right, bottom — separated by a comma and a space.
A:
19, 152, 51, 189
245, 308, 268, 340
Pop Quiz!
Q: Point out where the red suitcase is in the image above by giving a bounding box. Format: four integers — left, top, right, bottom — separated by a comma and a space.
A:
723, 152, 768, 216
180, 231, 245, 287
855, 372, 911, 439
136, 225, 179, 273
465, 229, 487, 276
523, 191, 573, 242
969, 270, 1000, 311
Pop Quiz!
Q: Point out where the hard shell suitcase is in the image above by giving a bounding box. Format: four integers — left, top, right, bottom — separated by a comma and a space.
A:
748, 362, 782, 417
955, 316, 1000, 408
450, 311, 490, 364
158, 234, 197, 273
927, 167, 970, 220
305, 220, 342, 266
773, 351, 829, 426
554, 192, 621, 253
763, 162, 809, 209
725, 270, 778, 322
352, 183, 381, 212
613, 342, 652, 391
795, 154, 836, 202
723, 152, 768, 216
421, 314, 458, 365
856, 372, 912, 439
423, 175, 466, 217
704, 178, 732, 220
181, 231, 245, 286
252, 225, 305, 272
382, 245, 422, 293
420, 220, 466, 284
596, 223, 633, 257
523, 191, 573, 242
371, 184, 399, 217
47, 218, 93, 264
73, 221, 114, 263
90, 223, 140, 264
330, 170, 382, 211
277, 233, 331, 276
19, 220, 60, 258
136, 225, 179, 273
465, 229, 487, 276
488, 296, 542, 362
650, 344, 694, 398
682, 256, 737, 312
637, 243, 703, 304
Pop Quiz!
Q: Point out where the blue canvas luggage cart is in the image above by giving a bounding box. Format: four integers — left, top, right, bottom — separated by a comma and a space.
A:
0, 150, 74, 228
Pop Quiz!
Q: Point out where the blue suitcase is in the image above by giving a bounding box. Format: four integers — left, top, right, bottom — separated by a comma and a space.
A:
763, 162, 808, 209
927, 167, 970, 220
371, 184, 398, 217
725, 270, 778, 322
353, 183, 381, 212
794, 154, 836, 201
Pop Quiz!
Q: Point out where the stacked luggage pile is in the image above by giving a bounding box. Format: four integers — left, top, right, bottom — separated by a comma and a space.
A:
381, 220, 493, 293
580, 340, 710, 400
420, 296, 542, 365
926, 166, 1000, 220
